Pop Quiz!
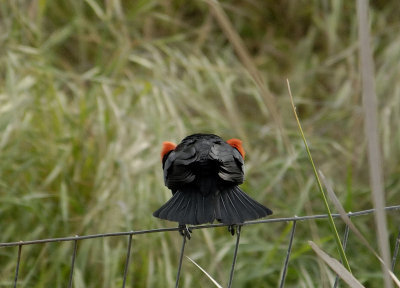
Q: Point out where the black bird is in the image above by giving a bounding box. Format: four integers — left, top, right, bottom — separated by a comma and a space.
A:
153, 133, 272, 237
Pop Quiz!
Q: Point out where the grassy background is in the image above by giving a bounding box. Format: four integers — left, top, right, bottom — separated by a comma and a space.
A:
1, 0, 400, 287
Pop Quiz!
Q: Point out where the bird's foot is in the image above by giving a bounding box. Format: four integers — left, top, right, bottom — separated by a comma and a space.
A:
228, 225, 237, 236
178, 224, 192, 240
228, 224, 243, 236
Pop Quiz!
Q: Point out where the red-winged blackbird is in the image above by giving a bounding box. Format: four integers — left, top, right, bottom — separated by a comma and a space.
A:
153, 134, 272, 234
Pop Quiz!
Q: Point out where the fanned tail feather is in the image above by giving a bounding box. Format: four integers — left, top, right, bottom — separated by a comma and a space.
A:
216, 186, 272, 225
154, 186, 271, 225
153, 188, 216, 225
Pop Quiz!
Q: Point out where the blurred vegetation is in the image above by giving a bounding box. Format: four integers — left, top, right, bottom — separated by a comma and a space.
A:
0, 0, 400, 287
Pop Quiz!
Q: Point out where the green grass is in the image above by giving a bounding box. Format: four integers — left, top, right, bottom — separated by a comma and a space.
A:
1, 1, 400, 287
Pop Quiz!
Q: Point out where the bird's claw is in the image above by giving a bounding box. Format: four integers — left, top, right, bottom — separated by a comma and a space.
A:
228, 225, 236, 236
179, 224, 192, 240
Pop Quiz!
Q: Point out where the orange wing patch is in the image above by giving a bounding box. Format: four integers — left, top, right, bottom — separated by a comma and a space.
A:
227, 138, 245, 159
161, 141, 177, 161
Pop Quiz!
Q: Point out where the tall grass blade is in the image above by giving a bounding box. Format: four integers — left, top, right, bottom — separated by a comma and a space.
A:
206, 0, 291, 153
309, 241, 365, 288
186, 256, 223, 288
287, 79, 351, 272
357, 1, 392, 287
319, 171, 400, 287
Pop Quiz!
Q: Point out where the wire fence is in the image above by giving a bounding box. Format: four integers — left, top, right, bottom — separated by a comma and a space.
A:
1, 205, 400, 288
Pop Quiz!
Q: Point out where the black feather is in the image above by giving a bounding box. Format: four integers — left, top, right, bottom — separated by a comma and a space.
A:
153, 186, 216, 225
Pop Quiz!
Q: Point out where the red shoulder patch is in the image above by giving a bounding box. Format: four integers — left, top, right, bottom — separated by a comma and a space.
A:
161, 141, 176, 161
227, 138, 245, 159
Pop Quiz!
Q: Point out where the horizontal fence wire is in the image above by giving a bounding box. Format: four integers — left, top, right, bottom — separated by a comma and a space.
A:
1, 205, 400, 288
1, 205, 399, 248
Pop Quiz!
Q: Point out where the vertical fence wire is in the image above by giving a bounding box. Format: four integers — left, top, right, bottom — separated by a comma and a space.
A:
392, 226, 400, 271
13, 243, 23, 288
333, 224, 350, 288
175, 234, 188, 288
227, 225, 242, 288
122, 233, 134, 288
279, 220, 297, 288
68, 237, 79, 288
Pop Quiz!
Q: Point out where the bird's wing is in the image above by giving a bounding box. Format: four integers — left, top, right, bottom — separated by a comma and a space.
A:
210, 142, 244, 184
163, 145, 197, 189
